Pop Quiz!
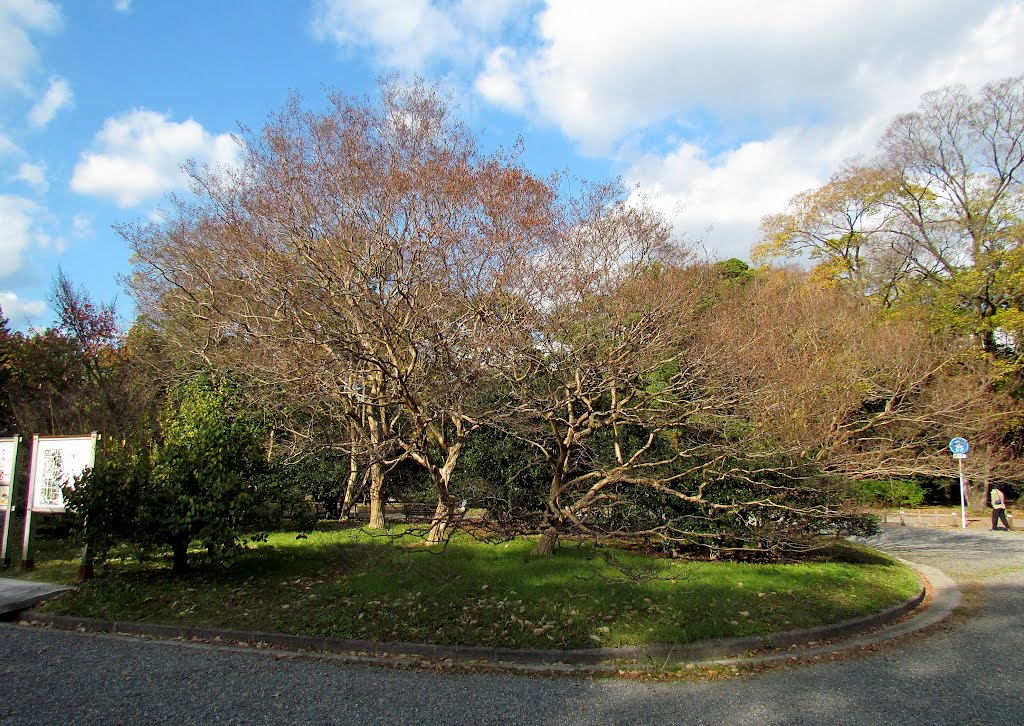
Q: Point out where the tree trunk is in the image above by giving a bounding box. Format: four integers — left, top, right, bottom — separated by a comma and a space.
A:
172, 538, 190, 574
368, 462, 386, 529
365, 398, 388, 530
975, 297, 997, 354
534, 521, 561, 556
422, 428, 464, 545
962, 476, 989, 511
339, 455, 360, 521
536, 442, 569, 556
426, 498, 453, 544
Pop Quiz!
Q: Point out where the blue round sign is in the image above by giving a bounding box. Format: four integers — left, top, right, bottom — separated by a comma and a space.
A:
949, 437, 969, 455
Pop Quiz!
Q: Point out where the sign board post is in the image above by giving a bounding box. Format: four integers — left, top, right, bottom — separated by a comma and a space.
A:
0, 436, 21, 566
949, 438, 969, 529
20, 435, 40, 570
21, 433, 99, 573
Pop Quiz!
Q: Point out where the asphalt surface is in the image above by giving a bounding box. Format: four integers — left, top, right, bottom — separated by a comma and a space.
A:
1, 525, 1021, 725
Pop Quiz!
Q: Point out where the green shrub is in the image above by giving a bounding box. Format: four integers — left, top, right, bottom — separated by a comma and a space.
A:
64, 438, 149, 563
67, 374, 292, 572
853, 478, 926, 508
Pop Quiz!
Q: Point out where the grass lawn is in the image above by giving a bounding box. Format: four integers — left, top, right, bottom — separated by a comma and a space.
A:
6, 526, 920, 650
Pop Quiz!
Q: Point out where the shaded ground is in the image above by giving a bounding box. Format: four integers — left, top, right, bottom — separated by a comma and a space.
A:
0, 525, 1021, 725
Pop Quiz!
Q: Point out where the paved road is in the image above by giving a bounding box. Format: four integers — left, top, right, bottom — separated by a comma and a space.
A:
1, 525, 1021, 725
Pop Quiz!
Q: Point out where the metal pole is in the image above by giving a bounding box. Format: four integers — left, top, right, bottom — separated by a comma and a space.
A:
959, 457, 967, 529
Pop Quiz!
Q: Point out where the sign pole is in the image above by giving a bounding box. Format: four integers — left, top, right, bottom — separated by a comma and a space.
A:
20, 434, 40, 570
959, 457, 967, 529
949, 437, 970, 530
0, 435, 20, 566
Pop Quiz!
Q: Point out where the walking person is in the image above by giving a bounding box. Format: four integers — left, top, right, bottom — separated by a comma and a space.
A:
991, 486, 1011, 530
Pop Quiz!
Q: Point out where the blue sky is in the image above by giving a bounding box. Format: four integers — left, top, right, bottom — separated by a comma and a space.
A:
2, 0, 1023, 330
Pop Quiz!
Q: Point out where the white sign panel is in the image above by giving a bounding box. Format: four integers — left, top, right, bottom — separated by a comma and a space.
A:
0, 438, 16, 509
28, 436, 97, 513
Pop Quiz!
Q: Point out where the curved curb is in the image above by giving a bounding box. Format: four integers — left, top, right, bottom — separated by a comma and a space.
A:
708, 559, 961, 666
15, 558, 957, 673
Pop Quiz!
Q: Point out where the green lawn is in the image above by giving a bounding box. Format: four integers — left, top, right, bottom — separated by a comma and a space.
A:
8, 526, 920, 650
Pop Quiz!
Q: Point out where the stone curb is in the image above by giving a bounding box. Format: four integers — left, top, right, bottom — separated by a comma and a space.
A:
17, 562, 943, 670
707, 559, 960, 666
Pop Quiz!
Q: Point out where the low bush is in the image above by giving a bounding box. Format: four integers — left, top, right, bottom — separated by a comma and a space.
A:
853, 478, 926, 508
66, 375, 296, 572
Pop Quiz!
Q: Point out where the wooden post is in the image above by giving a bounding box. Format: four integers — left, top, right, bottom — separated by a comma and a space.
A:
78, 540, 93, 580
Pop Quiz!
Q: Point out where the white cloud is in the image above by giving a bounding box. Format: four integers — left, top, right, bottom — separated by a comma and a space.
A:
310, 0, 522, 71
12, 161, 47, 192
453, 0, 523, 29
71, 213, 93, 239
0, 132, 20, 156
626, 108, 920, 261
475, 0, 1024, 152
470, 0, 1024, 261
626, 127, 859, 260
312, 0, 459, 70
0, 194, 47, 281
0, 0, 62, 91
113, 0, 132, 13
475, 47, 526, 111
70, 109, 238, 207
27, 76, 72, 127
0, 290, 46, 326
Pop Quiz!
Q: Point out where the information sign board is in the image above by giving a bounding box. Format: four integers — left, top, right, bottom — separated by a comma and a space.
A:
27, 436, 97, 513
0, 438, 16, 509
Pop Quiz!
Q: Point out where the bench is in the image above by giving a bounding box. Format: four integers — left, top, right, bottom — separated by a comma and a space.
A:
394, 501, 471, 520
396, 502, 438, 520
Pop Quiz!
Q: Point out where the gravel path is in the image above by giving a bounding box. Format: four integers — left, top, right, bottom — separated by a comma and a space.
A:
1, 525, 1021, 725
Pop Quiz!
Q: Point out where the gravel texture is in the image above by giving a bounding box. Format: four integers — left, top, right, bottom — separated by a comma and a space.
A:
1, 524, 1021, 725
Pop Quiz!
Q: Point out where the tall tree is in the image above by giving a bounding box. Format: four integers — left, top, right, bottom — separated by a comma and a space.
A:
123, 79, 555, 542
757, 75, 1024, 355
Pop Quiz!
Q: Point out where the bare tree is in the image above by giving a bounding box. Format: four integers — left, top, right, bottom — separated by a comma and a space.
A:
486, 191, 760, 555
124, 79, 555, 541
707, 269, 1024, 506
497, 254, 1024, 557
